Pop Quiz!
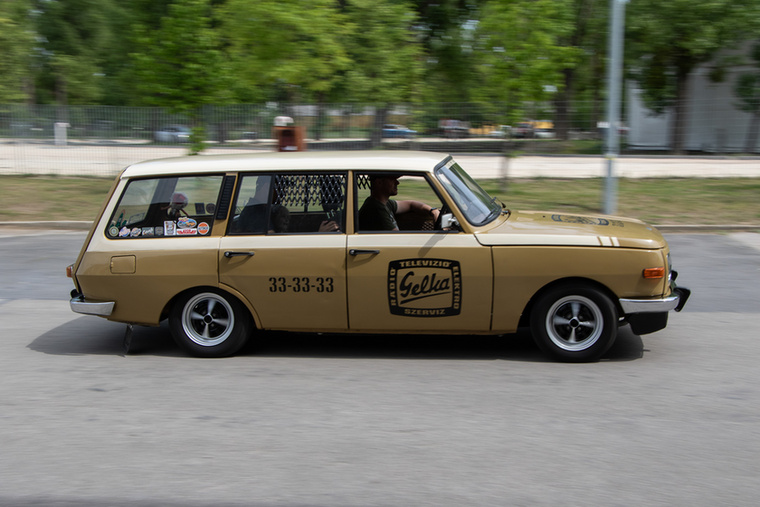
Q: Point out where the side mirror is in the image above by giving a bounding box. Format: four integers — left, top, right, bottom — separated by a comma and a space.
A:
440, 212, 460, 230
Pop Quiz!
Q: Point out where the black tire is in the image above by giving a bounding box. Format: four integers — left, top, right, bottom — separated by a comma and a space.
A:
169, 289, 252, 358
530, 284, 618, 362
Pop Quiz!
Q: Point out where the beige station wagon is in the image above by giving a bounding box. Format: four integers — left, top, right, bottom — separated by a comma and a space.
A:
67, 151, 690, 362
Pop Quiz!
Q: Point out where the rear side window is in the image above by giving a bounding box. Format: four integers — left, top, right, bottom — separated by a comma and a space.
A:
106, 175, 224, 238
229, 172, 347, 235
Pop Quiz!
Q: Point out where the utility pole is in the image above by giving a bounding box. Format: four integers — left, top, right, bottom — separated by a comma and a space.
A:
603, 0, 628, 215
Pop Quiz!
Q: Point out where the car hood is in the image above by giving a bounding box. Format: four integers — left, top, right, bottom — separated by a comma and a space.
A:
475, 210, 667, 249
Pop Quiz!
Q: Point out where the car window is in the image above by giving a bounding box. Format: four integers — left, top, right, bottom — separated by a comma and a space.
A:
106, 175, 224, 238
355, 172, 444, 232
436, 162, 501, 226
229, 172, 347, 235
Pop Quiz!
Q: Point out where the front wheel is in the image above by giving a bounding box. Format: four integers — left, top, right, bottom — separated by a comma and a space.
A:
530, 285, 618, 362
169, 289, 252, 357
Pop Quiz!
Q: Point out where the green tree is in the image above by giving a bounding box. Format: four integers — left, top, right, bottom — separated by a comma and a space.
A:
340, 0, 425, 146
34, 0, 121, 106
0, 0, 35, 103
474, 0, 582, 125
734, 42, 760, 153
131, 0, 230, 152
551, 0, 608, 139
220, 0, 351, 106
220, 0, 352, 141
409, 0, 484, 103
627, 0, 760, 153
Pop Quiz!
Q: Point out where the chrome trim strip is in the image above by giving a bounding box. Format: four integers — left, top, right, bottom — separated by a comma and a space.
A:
70, 297, 115, 316
619, 294, 679, 314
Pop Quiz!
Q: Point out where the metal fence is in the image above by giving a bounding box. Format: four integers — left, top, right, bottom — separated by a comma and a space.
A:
20, 98, 760, 177
0, 102, 612, 177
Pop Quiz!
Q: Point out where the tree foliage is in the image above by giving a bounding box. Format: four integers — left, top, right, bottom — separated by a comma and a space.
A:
220, 0, 352, 104
0, 0, 35, 103
1, 0, 759, 154
131, 0, 229, 111
340, 0, 424, 104
34, 0, 124, 105
409, 0, 483, 102
627, 0, 760, 152
474, 0, 582, 123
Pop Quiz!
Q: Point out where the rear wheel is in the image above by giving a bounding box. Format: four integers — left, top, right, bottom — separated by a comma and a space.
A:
530, 285, 618, 362
169, 289, 252, 357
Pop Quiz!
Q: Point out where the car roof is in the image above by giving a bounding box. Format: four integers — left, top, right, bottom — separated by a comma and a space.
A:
121, 151, 451, 179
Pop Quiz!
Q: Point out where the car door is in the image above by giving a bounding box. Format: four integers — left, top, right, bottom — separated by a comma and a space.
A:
346, 172, 493, 333
219, 172, 349, 332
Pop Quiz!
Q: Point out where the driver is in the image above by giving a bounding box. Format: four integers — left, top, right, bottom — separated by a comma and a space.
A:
359, 174, 440, 231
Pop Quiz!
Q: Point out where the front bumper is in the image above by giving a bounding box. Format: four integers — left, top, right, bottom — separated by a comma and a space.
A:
619, 286, 691, 314
619, 285, 691, 335
70, 293, 115, 316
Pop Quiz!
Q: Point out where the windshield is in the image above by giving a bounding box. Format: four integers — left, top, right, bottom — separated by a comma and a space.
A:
436, 162, 502, 226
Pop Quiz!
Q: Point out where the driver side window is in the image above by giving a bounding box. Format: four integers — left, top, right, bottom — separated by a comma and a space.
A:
355, 173, 444, 232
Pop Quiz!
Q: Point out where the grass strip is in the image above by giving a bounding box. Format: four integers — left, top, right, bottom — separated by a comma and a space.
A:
1, 175, 758, 226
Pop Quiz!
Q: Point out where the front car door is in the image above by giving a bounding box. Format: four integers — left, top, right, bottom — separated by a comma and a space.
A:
346, 171, 493, 333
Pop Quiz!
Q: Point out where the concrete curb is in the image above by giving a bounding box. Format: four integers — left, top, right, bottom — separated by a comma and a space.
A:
654, 224, 760, 233
0, 221, 93, 230
1, 221, 758, 234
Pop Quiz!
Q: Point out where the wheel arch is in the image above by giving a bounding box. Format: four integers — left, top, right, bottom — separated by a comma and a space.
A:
518, 277, 621, 328
161, 285, 260, 328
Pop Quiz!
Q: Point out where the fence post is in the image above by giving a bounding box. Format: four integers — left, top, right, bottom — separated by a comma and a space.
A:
54, 122, 70, 146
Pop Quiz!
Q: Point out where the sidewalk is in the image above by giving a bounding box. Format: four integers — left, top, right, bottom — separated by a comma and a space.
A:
2, 140, 759, 178
458, 155, 760, 179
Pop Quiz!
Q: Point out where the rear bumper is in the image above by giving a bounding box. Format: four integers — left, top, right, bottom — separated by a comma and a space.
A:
70, 294, 114, 316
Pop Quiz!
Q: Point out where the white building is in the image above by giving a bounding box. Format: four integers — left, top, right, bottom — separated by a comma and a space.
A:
627, 43, 759, 153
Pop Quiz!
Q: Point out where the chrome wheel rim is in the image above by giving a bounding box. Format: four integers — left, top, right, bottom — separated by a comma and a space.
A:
545, 295, 603, 351
181, 293, 234, 347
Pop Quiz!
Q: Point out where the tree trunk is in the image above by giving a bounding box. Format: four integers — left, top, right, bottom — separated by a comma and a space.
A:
671, 69, 690, 154
314, 102, 325, 142
554, 68, 574, 141
370, 106, 388, 149
745, 110, 760, 154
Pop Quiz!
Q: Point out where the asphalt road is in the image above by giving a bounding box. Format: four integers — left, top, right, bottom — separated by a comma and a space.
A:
1, 231, 759, 506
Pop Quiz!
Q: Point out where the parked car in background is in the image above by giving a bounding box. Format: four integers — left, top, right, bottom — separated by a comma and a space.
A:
154, 125, 192, 143
535, 128, 556, 139
439, 119, 470, 138
67, 151, 690, 362
597, 121, 630, 138
382, 124, 416, 139
489, 125, 512, 138
512, 122, 535, 138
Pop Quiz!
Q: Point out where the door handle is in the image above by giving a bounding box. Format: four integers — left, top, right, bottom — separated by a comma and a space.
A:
224, 251, 256, 258
349, 249, 380, 256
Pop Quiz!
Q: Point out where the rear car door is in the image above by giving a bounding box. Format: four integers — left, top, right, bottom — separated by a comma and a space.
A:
219, 172, 349, 331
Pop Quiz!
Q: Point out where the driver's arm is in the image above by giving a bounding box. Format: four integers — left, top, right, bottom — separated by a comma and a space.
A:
396, 200, 440, 220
